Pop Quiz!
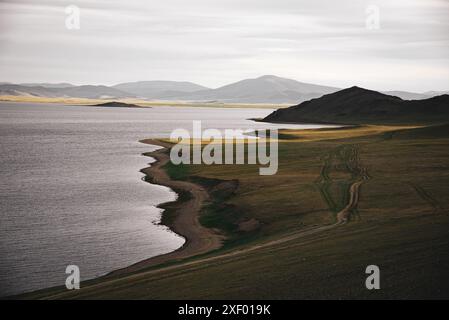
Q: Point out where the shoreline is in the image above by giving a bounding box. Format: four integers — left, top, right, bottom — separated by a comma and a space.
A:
9, 124, 449, 299
12, 127, 372, 299
87, 137, 363, 279
107, 139, 224, 277
11, 127, 370, 299
7, 138, 224, 299
0, 96, 288, 109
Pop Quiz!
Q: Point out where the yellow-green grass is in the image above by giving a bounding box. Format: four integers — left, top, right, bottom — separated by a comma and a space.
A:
0, 95, 288, 109
19, 124, 449, 299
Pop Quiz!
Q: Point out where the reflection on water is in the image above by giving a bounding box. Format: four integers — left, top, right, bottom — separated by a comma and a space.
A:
0, 102, 328, 296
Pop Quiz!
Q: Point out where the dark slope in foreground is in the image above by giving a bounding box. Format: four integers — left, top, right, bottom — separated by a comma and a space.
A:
264, 86, 449, 124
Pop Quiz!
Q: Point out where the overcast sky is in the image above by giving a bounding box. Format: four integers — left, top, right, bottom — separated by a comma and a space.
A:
0, 0, 448, 91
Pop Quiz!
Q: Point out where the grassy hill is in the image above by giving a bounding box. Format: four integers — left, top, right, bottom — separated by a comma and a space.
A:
264, 86, 449, 125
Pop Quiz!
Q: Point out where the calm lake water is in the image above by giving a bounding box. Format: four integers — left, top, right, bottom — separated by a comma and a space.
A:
0, 102, 329, 296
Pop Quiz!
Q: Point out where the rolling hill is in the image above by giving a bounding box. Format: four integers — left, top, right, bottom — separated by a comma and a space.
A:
0, 84, 133, 99
0, 76, 340, 103
263, 86, 449, 124
2, 77, 447, 104
383, 90, 431, 100
18, 83, 75, 88
177, 75, 340, 103
112, 81, 209, 99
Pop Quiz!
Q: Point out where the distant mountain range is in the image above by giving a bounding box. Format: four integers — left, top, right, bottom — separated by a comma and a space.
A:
0, 84, 131, 99
167, 75, 339, 103
0, 76, 447, 103
112, 81, 209, 99
19, 82, 76, 88
263, 86, 449, 124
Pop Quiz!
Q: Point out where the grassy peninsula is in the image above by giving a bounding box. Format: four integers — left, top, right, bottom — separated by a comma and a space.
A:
19, 123, 449, 299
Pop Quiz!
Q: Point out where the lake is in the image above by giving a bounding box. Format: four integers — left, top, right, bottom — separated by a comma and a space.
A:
0, 102, 329, 296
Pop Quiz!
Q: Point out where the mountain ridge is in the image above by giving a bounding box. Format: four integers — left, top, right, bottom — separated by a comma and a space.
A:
112, 80, 209, 99
1, 76, 448, 103
172, 75, 340, 103
0, 84, 132, 99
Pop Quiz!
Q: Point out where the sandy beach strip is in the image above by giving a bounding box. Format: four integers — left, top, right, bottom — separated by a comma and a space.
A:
108, 139, 224, 276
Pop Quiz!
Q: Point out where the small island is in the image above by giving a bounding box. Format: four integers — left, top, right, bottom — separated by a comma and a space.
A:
92, 101, 148, 108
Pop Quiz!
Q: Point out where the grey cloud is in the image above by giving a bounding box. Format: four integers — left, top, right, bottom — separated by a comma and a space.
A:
0, 0, 448, 91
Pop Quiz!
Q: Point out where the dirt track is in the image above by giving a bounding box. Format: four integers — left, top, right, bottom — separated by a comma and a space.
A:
40, 142, 368, 299
40, 177, 366, 299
